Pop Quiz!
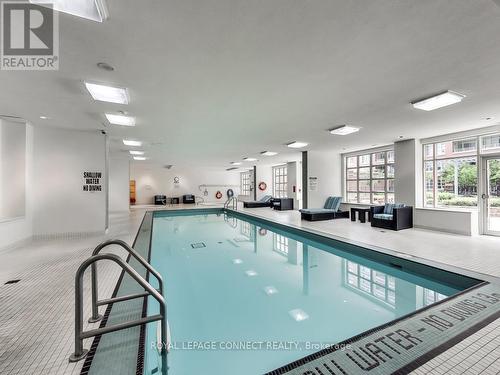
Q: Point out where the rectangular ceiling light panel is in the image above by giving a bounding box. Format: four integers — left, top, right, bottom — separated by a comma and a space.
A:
106, 114, 135, 126
329, 125, 360, 135
85, 82, 129, 104
123, 140, 142, 147
287, 141, 308, 148
30, 0, 109, 22
412, 91, 466, 111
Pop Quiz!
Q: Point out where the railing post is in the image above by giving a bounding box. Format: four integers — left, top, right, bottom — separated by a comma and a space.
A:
69, 263, 89, 362
70, 253, 168, 364
89, 262, 103, 323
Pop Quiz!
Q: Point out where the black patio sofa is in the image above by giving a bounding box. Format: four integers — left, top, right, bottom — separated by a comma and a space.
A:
370, 204, 413, 231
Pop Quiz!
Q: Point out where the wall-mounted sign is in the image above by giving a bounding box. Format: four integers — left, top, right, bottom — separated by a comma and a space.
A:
309, 176, 318, 191
83, 171, 102, 192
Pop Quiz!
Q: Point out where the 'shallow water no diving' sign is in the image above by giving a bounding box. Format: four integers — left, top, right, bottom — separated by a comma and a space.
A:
83, 171, 102, 192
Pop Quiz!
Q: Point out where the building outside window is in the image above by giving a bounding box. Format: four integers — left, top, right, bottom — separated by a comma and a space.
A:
423, 134, 500, 209
344, 149, 395, 205
273, 165, 288, 198
240, 171, 251, 196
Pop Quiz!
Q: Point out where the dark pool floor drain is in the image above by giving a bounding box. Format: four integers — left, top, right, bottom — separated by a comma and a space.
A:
4, 279, 21, 285
191, 242, 206, 249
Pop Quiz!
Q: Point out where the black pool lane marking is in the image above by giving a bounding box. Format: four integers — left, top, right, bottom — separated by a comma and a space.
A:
191, 242, 206, 249
266, 282, 500, 375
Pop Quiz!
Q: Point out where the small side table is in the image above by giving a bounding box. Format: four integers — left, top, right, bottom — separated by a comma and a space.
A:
272, 198, 294, 211
350, 207, 371, 223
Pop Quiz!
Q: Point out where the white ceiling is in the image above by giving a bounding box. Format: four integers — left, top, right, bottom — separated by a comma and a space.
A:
1, 0, 500, 168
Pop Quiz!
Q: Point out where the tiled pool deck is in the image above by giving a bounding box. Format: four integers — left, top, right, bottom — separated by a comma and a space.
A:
0, 204, 499, 374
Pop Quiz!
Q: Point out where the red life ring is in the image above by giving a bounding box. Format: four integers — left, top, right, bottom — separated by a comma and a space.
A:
258, 182, 267, 191
215, 191, 223, 199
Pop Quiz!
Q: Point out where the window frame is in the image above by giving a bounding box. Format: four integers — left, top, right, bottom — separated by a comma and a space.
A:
272, 165, 288, 198
343, 148, 395, 205
422, 135, 485, 209
240, 171, 251, 196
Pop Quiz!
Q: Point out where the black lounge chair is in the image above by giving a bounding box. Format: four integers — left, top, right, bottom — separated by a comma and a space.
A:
299, 196, 349, 221
370, 203, 413, 231
243, 195, 273, 208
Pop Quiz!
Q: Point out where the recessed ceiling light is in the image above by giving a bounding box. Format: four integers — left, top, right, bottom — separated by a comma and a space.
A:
230, 162, 242, 166
85, 82, 129, 104
133, 156, 146, 161
129, 150, 144, 155
412, 90, 466, 111
329, 125, 360, 135
245, 270, 258, 276
105, 113, 135, 126
261, 151, 278, 156
39, 116, 49, 120
243, 157, 258, 162
30, 0, 109, 22
287, 141, 308, 149
123, 140, 142, 147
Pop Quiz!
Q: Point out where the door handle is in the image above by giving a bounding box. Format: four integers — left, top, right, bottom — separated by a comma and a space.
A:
482, 193, 489, 199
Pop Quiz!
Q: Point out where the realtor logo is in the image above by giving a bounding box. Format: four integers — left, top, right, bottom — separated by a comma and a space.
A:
1, 1, 59, 70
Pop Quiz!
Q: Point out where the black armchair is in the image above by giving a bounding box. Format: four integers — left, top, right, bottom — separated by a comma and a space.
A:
370, 204, 413, 231
182, 194, 196, 204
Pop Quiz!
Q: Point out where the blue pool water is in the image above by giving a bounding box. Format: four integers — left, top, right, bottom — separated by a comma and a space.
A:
143, 210, 476, 375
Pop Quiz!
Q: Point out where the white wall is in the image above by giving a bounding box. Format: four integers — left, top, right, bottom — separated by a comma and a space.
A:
33, 127, 107, 236
394, 139, 417, 207
130, 164, 240, 204
415, 208, 478, 236
307, 149, 342, 208
109, 157, 130, 212
286, 161, 303, 209
255, 165, 272, 201
0, 122, 33, 250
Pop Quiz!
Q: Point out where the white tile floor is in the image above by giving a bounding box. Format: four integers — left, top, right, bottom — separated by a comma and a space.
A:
0, 205, 499, 375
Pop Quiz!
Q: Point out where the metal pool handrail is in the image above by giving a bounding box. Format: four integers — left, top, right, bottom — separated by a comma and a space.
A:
224, 196, 238, 210
69, 253, 168, 363
88, 239, 164, 323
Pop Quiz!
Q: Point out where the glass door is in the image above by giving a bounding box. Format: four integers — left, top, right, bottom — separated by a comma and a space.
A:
482, 157, 500, 235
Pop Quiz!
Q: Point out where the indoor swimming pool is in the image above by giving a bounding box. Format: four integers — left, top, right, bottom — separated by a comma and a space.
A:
142, 209, 481, 375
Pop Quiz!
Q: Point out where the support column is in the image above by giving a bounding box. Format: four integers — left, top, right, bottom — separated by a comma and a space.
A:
302, 151, 308, 209
253, 165, 257, 201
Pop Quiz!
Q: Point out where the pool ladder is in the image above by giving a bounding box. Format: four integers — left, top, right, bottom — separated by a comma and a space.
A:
224, 196, 238, 210
69, 239, 168, 365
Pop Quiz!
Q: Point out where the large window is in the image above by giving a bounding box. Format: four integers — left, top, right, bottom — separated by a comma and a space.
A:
344, 149, 395, 205
424, 138, 478, 208
240, 171, 251, 196
273, 165, 288, 198
423, 134, 500, 209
